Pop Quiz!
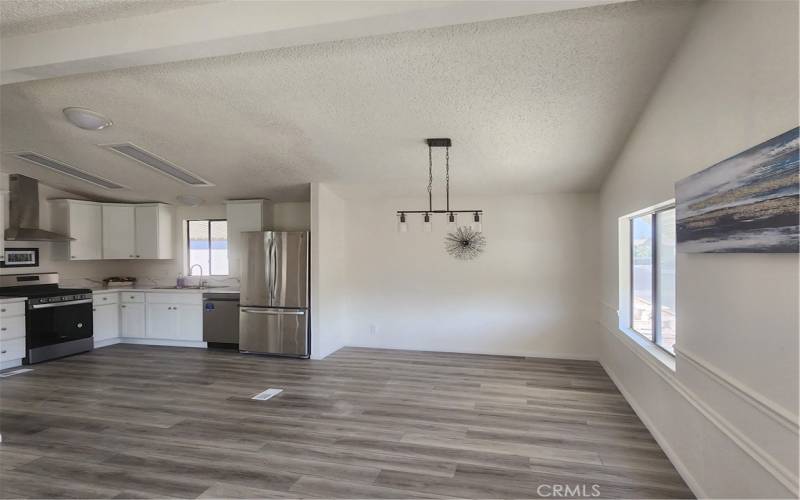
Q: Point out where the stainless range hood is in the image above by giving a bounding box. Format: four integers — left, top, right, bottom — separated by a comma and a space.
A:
4, 174, 74, 242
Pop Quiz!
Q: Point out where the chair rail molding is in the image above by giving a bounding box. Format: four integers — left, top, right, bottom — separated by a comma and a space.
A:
602, 321, 799, 496
675, 346, 798, 434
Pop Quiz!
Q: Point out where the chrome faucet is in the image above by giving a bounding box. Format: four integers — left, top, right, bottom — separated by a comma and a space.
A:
190, 264, 203, 277
189, 264, 207, 288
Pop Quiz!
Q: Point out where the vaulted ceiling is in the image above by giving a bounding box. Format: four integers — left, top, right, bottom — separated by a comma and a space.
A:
0, 0, 698, 203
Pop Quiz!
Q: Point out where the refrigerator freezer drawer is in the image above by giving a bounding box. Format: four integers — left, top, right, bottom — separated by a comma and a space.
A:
239, 307, 309, 357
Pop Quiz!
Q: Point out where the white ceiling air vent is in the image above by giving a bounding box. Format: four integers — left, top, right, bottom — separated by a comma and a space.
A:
101, 143, 213, 186
9, 152, 124, 189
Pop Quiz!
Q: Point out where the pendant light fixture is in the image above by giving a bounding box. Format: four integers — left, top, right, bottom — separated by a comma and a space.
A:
397, 138, 483, 232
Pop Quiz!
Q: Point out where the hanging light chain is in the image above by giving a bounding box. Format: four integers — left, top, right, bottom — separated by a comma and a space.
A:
445, 146, 451, 212
428, 144, 433, 213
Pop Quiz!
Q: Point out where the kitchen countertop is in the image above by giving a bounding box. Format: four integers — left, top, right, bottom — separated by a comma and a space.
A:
89, 286, 239, 295
0, 297, 27, 305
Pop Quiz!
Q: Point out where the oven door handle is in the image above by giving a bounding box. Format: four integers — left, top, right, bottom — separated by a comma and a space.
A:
30, 298, 93, 310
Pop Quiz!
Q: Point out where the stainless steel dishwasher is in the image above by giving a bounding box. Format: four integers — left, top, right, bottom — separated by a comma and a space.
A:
202, 292, 240, 346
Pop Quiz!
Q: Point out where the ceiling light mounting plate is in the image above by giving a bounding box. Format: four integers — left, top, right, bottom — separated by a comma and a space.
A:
426, 138, 451, 148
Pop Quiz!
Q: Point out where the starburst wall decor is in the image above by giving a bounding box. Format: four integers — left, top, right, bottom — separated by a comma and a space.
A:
445, 226, 486, 260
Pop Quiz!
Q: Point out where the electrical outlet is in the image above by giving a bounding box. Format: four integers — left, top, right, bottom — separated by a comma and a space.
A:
369, 324, 377, 335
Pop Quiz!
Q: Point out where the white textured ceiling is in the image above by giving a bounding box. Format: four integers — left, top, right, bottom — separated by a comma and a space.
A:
0, 0, 205, 37
0, 0, 698, 203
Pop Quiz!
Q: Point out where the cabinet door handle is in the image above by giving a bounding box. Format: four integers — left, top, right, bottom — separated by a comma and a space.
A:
136, 255, 140, 258
103, 297, 108, 301
121, 305, 127, 308
1, 350, 6, 354
1, 309, 5, 313
129, 254, 134, 258
71, 256, 76, 259
0, 327, 5, 331
92, 308, 97, 312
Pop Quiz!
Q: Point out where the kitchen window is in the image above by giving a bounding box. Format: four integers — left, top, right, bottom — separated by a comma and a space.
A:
622, 202, 676, 354
187, 219, 229, 276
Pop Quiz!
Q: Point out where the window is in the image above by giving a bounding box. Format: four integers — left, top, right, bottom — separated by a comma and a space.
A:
626, 204, 676, 354
187, 219, 229, 276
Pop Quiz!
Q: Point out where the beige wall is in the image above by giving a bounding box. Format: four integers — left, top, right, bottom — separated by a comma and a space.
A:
598, 0, 799, 497
341, 192, 600, 359
310, 183, 348, 359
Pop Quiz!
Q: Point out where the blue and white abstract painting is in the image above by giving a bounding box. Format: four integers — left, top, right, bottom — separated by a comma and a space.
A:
676, 127, 799, 253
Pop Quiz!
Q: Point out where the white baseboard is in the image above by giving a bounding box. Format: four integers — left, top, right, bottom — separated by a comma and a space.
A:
118, 338, 207, 348
312, 343, 344, 360
601, 324, 798, 497
343, 342, 598, 361
601, 360, 707, 499
0, 359, 22, 371
94, 338, 122, 349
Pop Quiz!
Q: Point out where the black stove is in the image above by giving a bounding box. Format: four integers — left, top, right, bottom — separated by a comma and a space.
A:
0, 273, 93, 364
0, 285, 92, 307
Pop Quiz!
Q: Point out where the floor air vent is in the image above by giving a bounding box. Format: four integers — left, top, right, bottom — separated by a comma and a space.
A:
252, 388, 283, 400
100, 143, 213, 186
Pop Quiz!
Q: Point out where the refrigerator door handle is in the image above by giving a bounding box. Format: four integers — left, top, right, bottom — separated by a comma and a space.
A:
271, 238, 278, 305
265, 233, 274, 306
241, 308, 305, 315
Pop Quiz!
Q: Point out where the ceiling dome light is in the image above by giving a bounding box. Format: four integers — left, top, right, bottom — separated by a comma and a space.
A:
62, 107, 113, 130
176, 194, 203, 206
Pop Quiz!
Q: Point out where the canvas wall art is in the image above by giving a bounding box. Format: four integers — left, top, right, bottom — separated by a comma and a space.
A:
676, 127, 799, 253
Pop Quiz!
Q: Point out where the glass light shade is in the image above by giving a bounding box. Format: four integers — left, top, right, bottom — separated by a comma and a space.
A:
423, 214, 432, 232
397, 213, 408, 233
63, 107, 113, 130
447, 212, 457, 230
473, 213, 482, 232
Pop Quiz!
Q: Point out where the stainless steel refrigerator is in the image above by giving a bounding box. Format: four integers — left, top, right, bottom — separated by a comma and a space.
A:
239, 231, 310, 358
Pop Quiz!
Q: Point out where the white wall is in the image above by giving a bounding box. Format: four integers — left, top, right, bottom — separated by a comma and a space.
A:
310, 183, 348, 359
342, 193, 600, 359
598, 1, 799, 497
273, 202, 311, 231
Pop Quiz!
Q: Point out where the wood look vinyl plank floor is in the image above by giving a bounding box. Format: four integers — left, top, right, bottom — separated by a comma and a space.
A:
0, 345, 693, 499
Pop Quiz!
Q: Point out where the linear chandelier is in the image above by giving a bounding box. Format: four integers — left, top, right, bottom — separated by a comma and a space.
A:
397, 138, 483, 233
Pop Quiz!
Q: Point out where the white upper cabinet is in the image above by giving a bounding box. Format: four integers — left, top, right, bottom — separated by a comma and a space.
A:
102, 204, 136, 259
135, 204, 173, 259
226, 199, 273, 276
102, 203, 174, 259
51, 200, 103, 260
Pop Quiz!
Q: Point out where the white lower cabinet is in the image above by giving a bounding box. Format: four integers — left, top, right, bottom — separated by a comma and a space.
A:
145, 294, 202, 342
120, 302, 146, 338
177, 305, 202, 341
92, 291, 204, 348
93, 304, 120, 343
0, 300, 27, 368
146, 303, 178, 338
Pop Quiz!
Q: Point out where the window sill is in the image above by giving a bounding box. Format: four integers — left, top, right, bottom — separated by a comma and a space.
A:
617, 326, 676, 372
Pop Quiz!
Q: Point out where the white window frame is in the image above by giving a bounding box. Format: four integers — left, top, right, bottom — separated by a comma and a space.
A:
185, 219, 230, 277
618, 199, 676, 364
